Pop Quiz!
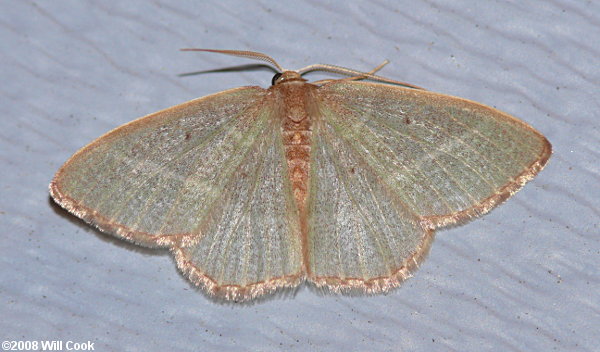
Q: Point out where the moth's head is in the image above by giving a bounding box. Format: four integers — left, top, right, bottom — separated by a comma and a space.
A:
271, 71, 307, 86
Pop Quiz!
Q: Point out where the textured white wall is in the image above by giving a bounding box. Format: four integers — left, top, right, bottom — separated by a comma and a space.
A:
1, 1, 598, 351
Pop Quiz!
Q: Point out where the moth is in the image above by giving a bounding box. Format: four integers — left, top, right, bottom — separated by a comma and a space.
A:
50, 49, 551, 301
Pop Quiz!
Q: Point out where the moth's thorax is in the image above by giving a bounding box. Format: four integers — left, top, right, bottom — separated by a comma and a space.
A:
272, 78, 317, 212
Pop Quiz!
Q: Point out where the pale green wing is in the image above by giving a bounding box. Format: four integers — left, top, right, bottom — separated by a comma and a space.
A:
307, 81, 550, 291
51, 87, 303, 300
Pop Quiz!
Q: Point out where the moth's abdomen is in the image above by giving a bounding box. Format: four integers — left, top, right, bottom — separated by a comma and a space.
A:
283, 131, 311, 209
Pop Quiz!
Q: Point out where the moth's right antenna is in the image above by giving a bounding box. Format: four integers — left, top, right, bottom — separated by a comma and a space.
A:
298, 62, 424, 90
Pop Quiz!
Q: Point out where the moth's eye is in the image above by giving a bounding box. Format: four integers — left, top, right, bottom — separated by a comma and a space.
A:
271, 72, 282, 86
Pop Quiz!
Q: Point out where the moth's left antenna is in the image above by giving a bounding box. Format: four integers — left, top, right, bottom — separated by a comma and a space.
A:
181, 48, 284, 73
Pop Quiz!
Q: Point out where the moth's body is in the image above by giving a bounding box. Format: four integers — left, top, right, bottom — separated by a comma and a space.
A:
275, 73, 314, 213
274, 75, 317, 276
50, 51, 551, 301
